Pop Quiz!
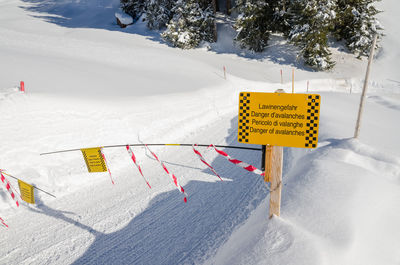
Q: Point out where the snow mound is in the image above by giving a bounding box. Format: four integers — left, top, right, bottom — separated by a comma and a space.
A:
209, 138, 400, 265
115, 9, 133, 25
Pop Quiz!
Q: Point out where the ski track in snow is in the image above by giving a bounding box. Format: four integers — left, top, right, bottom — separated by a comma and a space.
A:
2, 88, 400, 265
0, 90, 268, 264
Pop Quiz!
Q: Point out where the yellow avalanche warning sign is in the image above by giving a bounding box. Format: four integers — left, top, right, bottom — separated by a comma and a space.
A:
81, 147, 108, 173
238, 92, 321, 148
18, 179, 35, 204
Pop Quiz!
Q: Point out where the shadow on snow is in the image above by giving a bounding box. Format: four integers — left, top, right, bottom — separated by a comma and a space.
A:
19, 0, 164, 43
30, 116, 270, 264
19, 0, 313, 70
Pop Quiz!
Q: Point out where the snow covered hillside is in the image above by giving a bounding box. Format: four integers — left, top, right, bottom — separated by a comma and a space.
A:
1, 0, 399, 264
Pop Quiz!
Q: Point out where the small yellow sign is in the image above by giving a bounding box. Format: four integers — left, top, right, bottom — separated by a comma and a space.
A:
18, 179, 35, 204
81, 147, 108, 173
238, 92, 321, 148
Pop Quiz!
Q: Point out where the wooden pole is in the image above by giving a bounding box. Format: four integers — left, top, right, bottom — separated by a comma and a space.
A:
307, 80, 309, 92
264, 145, 272, 183
265, 145, 283, 218
354, 34, 378, 139
265, 88, 285, 218
280, 69, 283, 84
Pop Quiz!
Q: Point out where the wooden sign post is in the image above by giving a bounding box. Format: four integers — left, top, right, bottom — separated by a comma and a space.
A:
238, 90, 321, 218
265, 145, 283, 217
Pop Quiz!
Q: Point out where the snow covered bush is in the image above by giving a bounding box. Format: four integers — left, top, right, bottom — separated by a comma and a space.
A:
120, 0, 383, 70
120, 0, 145, 19
234, 0, 289, 52
145, 0, 174, 30
162, 0, 216, 49
334, 0, 383, 58
289, 0, 336, 70
234, 0, 382, 70
234, 1, 271, 52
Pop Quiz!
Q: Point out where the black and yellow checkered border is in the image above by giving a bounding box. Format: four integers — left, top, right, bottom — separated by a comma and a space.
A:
304, 95, 320, 148
97, 148, 107, 171
238, 92, 251, 143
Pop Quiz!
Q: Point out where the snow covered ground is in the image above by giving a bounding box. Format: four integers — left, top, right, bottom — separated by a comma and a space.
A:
1, 0, 399, 264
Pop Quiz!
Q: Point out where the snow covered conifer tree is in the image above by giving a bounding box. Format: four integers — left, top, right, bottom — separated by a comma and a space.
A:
289, 0, 336, 70
145, 0, 174, 30
234, 0, 271, 52
235, 0, 289, 52
334, 0, 383, 58
120, 0, 145, 19
271, 0, 291, 35
162, 0, 216, 49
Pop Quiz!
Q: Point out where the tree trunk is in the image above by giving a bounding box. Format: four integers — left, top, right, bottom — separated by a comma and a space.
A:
212, 0, 219, 12
212, 0, 218, 42
226, 0, 231, 15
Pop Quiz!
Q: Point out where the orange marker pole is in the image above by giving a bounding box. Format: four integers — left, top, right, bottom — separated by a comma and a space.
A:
20, 81, 25, 92
223, 66, 226, 80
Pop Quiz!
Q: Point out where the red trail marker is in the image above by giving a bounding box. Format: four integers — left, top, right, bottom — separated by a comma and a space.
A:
192, 144, 222, 181
145, 145, 187, 203
20, 81, 25, 92
0, 217, 8, 228
211, 145, 265, 178
1, 173, 20, 207
126, 145, 151, 189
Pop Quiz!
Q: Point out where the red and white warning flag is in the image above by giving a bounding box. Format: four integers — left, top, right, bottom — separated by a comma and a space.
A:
0, 173, 20, 207
145, 145, 188, 203
0, 217, 8, 228
126, 145, 151, 189
192, 144, 222, 181
100, 148, 115, 185
211, 145, 265, 177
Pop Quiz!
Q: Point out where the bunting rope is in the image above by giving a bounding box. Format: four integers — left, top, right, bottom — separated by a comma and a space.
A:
211, 145, 265, 177
192, 144, 222, 181
0, 171, 20, 197
126, 145, 151, 189
0, 217, 8, 228
1, 173, 20, 207
100, 148, 115, 185
40, 144, 261, 156
145, 145, 188, 203
0, 169, 56, 198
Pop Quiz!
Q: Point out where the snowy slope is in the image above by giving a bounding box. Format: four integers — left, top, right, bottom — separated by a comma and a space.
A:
207, 93, 400, 265
1, 0, 400, 264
